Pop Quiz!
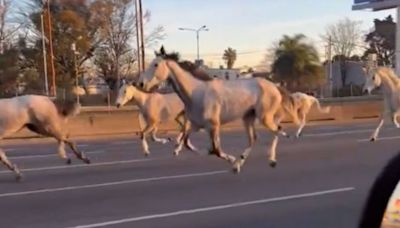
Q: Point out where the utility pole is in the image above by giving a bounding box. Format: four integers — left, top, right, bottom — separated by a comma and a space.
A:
134, 0, 141, 75
45, 0, 56, 97
138, 0, 145, 71
40, 14, 49, 96
328, 36, 333, 96
134, 0, 145, 74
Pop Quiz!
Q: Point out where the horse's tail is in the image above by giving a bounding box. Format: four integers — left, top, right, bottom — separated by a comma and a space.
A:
52, 99, 81, 118
310, 96, 330, 114
277, 86, 300, 125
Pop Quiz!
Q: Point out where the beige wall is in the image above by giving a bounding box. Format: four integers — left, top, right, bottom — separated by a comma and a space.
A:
6, 96, 383, 140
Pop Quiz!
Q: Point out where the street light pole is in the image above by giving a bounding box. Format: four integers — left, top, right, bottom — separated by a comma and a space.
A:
45, 0, 56, 97
178, 25, 208, 61
71, 42, 79, 105
40, 13, 49, 96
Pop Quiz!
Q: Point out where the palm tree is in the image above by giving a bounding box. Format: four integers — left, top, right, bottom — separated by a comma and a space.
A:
272, 34, 324, 91
222, 47, 237, 69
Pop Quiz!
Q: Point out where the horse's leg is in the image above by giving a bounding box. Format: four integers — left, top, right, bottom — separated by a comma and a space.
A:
261, 113, 281, 167
392, 113, 400, 128
181, 119, 197, 152
174, 121, 189, 156
296, 110, 306, 138
269, 135, 279, 167
64, 139, 90, 164
209, 126, 236, 164
151, 126, 170, 144
141, 123, 156, 156
57, 140, 72, 164
0, 149, 21, 181
174, 111, 185, 144
233, 116, 256, 173
371, 118, 385, 141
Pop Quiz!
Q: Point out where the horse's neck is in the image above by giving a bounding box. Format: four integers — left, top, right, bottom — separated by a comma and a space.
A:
130, 87, 148, 108
166, 60, 203, 105
380, 75, 398, 96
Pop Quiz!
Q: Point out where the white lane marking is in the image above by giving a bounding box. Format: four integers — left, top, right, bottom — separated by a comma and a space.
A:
0, 170, 227, 198
10, 150, 106, 160
0, 157, 160, 174
303, 129, 372, 137
70, 187, 355, 228
358, 135, 400, 142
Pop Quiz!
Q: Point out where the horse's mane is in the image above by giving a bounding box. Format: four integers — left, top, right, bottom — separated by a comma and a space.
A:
162, 53, 213, 82
177, 61, 213, 81
52, 99, 80, 117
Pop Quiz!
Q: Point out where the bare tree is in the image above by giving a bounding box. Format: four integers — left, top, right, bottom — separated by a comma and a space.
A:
0, 0, 21, 53
322, 18, 363, 58
93, 0, 164, 89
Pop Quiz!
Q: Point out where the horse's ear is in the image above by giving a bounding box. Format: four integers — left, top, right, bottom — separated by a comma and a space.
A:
160, 45, 166, 56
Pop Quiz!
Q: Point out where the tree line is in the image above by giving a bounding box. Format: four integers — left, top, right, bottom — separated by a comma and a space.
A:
0, 0, 164, 97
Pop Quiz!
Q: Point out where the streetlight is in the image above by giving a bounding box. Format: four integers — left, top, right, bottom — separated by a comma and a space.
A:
40, 12, 49, 96
178, 25, 209, 61
71, 36, 82, 104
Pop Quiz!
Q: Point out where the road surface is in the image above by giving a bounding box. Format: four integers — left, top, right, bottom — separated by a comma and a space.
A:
0, 121, 399, 228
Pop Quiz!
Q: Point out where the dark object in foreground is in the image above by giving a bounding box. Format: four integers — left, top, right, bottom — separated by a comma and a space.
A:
359, 151, 400, 228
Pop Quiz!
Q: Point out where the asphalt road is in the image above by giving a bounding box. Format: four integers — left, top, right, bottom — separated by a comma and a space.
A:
0, 121, 399, 228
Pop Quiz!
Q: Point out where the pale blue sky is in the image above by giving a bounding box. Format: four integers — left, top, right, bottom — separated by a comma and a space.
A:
143, 0, 396, 68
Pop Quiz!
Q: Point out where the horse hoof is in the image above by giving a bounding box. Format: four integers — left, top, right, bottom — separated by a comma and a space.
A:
84, 158, 91, 164
232, 163, 241, 174
370, 138, 376, 142
173, 151, 179, 156
144, 153, 150, 157
269, 161, 277, 168
66, 158, 72, 165
168, 137, 172, 142
15, 174, 23, 182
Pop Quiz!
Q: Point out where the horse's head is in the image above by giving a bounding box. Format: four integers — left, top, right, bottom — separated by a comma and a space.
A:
137, 46, 171, 92
362, 67, 381, 94
115, 81, 138, 108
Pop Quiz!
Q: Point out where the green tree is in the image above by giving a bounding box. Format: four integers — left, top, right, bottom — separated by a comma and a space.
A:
363, 15, 395, 66
222, 47, 237, 69
0, 37, 43, 97
26, 0, 104, 89
272, 34, 324, 91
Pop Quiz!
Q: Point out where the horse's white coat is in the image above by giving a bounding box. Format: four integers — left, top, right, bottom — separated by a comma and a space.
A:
138, 49, 298, 172
363, 67, 400, 141
115, 84, 195, 155
290, 92, 330, 137
0, 95, 89, 180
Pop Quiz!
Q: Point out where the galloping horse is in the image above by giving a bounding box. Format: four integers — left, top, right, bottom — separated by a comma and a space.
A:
363, 67, 400, 141
290, 92, 330, 137
0, 95, 90, 180
138, 46, 299, 173
115, 82, 196, 156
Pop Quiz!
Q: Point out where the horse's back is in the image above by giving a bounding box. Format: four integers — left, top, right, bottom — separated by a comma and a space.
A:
0, 95, 55, 134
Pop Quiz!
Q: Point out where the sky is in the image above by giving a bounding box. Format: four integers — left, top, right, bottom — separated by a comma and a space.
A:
143, 0, 396, 69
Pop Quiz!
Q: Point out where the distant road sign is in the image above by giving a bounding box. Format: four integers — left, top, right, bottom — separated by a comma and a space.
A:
352, 0, 400, 11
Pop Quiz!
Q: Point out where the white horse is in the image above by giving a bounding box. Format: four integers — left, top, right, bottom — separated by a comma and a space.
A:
0, 95, 90, 180
363, 67, 400, 141
137, 47, 299, 173
290, 92, 330, 137
115, 82, 196, 156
